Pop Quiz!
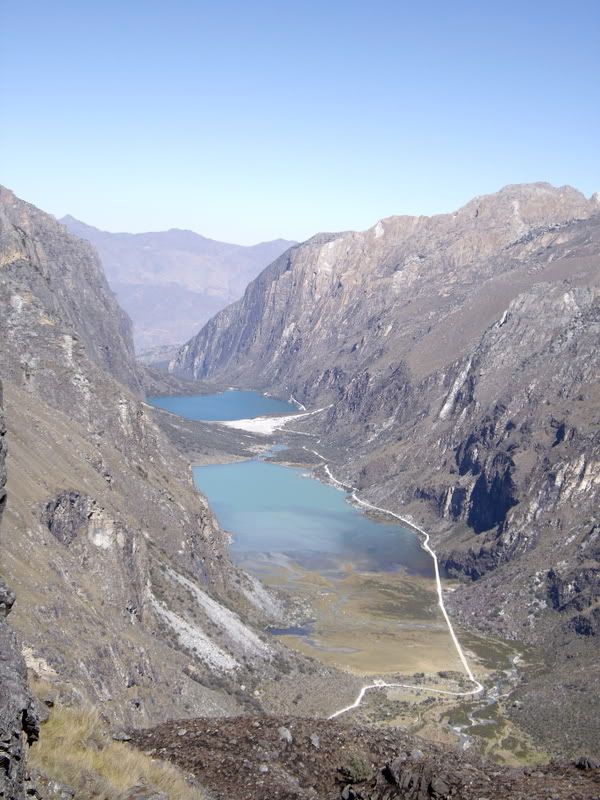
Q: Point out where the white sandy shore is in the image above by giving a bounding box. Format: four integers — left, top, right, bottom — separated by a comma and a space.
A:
219, 406, 330, 435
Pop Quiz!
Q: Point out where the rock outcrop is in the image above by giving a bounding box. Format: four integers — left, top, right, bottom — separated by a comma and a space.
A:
131, 715, 600, 800
0, 380, 39, 800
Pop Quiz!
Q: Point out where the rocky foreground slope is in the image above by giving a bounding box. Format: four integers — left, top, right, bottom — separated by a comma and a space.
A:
133, 715, 600, 800
172, 183, 600, 756
0, 185, 309, 730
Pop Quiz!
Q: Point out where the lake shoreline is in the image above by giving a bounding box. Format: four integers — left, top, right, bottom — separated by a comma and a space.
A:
146, 389, 544, 765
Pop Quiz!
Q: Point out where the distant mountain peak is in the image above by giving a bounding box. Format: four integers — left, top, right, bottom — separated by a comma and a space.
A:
60, 214, 295, 351
60, 215, 296, 250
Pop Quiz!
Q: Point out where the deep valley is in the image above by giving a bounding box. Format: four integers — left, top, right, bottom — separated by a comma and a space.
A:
1, 182, 599, 800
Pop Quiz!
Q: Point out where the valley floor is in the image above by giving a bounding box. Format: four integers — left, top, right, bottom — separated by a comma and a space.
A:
152, 406, 556, 768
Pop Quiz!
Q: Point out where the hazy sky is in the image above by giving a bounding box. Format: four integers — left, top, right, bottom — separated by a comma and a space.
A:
1, 1, 599, 244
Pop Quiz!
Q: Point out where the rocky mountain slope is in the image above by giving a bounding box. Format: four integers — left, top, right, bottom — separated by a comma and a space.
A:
61, 215, 294, 350
0, 381, 39, 800
171, 183, 600, 755
0, 186, 311, 730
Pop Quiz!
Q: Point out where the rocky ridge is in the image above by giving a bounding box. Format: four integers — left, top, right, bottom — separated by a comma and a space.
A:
132, 715, 600, 800
0, 186, 316, 730
171, 183, 600, 755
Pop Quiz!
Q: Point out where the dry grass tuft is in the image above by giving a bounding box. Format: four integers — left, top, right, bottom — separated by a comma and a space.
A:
29, 704, 206, 800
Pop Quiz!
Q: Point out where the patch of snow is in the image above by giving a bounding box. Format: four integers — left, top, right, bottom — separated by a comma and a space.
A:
374, 221, 385, 239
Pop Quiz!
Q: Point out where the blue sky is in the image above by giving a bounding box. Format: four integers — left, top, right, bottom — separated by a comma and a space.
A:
1, 1, 599, 243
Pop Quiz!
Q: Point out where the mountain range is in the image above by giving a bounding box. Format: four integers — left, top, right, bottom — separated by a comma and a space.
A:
172, 182, 600, 755
60, 215, 294, 351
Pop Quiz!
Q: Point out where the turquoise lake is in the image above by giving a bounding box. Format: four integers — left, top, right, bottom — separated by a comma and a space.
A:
147, 390, 295, 421
193, 460, 434, 577
148, 391, 435, 578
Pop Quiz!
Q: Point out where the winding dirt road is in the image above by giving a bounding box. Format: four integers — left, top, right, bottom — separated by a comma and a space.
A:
303, 446, 484, 719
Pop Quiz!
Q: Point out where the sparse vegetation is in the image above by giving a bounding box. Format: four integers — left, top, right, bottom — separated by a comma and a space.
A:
340, 750, 373, 783
29, 704, 206, 800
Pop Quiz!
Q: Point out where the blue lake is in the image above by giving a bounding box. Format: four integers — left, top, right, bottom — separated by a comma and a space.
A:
147, 390, 459, 675
147, 390, 295, 421
193, 460, 434, 577
144, 390, 470, 678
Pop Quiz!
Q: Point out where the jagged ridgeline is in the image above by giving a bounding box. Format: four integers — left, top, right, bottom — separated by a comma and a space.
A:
0, 186, 288, 727
172, 183, 600, 754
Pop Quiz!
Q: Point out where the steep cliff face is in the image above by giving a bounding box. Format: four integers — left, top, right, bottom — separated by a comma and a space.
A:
173, 183, 597, 393
172, 183, 600, 753
0, 187, 286, 727
2, 192, 141, 396
0, 381, 39, 800
357, 281, 600, 636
